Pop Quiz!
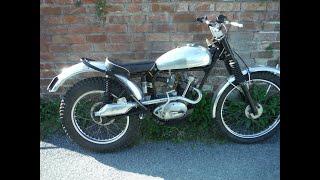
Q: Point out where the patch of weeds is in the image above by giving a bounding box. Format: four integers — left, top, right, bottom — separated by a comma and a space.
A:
74, 0, 82, 7
265, 44, 274, 51
40, 98, 61, 140
95, 0, 109, 23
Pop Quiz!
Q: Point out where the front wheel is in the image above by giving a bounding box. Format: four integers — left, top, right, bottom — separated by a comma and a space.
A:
215, 72, 280, 143
60, 77, 140, 152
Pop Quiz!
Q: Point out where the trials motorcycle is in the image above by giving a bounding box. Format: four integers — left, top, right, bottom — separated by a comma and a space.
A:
47, 15, 280, 152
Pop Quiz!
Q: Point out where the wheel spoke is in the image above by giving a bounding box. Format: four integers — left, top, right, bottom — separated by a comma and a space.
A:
74, 115, 92, 121
111, 122, 123, 131
103, 126, 111, 139
85, 124, 97, 132
104, 126, 117, 137
265, 84, 272, 97
110, 93, 119, 99
117, 90, 126, 98
91, 126, 102, 139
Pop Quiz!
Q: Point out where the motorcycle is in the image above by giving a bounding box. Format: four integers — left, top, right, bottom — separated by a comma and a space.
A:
47, 15, 280, 152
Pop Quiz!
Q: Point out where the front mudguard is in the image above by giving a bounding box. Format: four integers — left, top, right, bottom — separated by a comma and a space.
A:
47, 61, 143, 100
211, 66, 280, 118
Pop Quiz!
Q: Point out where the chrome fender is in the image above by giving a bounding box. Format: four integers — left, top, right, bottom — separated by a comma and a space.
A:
212, 66, 280, 118
47, 62, 143, 100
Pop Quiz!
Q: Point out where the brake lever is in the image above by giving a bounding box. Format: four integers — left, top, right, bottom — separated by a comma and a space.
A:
196, 16, 208, 23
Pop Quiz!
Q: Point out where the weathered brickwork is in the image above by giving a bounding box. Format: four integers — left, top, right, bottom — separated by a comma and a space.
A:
40, 0, 280, 97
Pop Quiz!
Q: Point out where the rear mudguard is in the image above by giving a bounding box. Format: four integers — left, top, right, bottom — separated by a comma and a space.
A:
47, 61, 143, 100
212, 66, 280, 118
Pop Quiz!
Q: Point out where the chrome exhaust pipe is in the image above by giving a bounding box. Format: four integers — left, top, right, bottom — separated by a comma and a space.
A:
141, 87, 202, 105
94, 103, 137, 117
95, 87, 202, 117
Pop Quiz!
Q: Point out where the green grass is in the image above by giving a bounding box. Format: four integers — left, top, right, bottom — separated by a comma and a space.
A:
40, 94, 227, 143
40, 98, 62, 140
265, 44, 274, 51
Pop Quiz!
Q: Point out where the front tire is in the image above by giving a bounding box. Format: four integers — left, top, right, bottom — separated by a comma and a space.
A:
60, 77, 140, 152
215, 72, 280, 143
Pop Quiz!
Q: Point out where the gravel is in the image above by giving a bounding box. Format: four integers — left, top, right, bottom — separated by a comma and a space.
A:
40, 132, 279, 180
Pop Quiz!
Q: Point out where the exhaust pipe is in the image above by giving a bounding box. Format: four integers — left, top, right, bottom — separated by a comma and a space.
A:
141, 87, 202, 105
94, 103, 137, 117
95, 87, 202, 117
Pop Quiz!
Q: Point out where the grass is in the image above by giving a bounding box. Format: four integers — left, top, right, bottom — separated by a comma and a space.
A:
40, 94, 227, 143
265, 44, 274, 51
40, 98, 62, 140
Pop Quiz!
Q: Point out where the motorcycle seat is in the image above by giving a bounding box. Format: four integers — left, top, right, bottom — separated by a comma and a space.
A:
106, 57, 156, 75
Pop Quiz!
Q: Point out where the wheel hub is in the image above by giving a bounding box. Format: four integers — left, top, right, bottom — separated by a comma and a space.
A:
245, 103, 263, 120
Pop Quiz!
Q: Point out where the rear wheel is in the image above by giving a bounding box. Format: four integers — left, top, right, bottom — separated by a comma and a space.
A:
215, 72, 280, 143
60, 77, 140, 152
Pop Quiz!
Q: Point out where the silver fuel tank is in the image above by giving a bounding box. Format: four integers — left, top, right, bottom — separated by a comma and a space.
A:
155, 44, 212, 70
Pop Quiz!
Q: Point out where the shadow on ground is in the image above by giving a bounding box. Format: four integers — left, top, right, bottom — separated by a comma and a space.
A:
40, 131, 280, 180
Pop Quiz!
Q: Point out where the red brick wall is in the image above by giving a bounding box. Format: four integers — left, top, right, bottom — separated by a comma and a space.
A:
40, 0, 280, 97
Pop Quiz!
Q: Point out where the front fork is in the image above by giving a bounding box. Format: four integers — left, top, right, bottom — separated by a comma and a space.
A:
221, 39, 259, 115
240, 83, 258, 115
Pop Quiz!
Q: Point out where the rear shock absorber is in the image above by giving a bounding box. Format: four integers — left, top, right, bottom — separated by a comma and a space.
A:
141, 75, 148, 95
103, 75, 110, 104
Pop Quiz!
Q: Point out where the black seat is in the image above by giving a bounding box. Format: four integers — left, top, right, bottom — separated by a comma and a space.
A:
107, 57, 155, 75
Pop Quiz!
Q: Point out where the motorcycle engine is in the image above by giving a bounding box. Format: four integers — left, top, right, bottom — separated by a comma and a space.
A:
153, 102, 188, 120
152, 72, 197, 124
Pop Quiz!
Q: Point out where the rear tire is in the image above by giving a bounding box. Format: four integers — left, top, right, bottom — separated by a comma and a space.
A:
60, 77, 140, 152
214, 72, 280, 143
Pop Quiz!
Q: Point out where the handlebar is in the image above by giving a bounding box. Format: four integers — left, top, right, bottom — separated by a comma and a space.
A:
196, 14, 243, 28
225, 21, 243, 28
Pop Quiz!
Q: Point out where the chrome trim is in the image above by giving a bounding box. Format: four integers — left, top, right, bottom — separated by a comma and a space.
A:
212, 66, 280, 118
114, 74, 143, 101
48, 62, 107, 92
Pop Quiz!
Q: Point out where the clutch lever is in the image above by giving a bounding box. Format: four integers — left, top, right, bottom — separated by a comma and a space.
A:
196, 16, 208, 23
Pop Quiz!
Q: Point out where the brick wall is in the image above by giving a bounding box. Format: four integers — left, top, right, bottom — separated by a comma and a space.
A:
40, 0, 280, 97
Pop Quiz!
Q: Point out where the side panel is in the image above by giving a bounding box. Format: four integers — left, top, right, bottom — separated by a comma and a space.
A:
211, 66, 280, 118
156, 44, 212, 70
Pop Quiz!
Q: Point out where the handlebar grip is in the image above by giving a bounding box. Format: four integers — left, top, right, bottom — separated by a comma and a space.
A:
196, 16, 207, 23
230, 22, 243, 28
196, 17, 203, 22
